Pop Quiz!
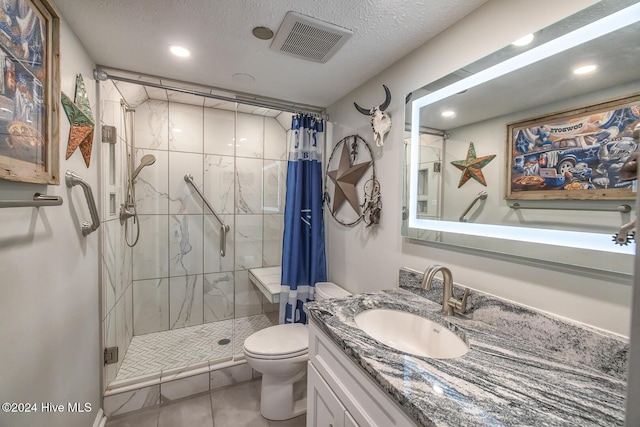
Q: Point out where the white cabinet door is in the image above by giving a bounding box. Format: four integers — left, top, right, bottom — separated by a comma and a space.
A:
308, 320, 417, 427
345, 411, 360, 427
308, 362, 345, 427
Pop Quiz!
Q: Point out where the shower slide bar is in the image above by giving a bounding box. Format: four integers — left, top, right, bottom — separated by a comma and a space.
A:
459, 191, 488, 222
509, 202, 631, 213
0, 193, 63, 208
184, 174, 231, 257
65, 170, 100, 236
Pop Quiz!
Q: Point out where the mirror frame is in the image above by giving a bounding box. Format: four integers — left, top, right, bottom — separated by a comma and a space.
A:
405, 1, 640, 275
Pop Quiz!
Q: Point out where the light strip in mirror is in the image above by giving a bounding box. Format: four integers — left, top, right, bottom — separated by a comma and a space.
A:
414, 219, 633, 255
411, 3, 640, 111
409, 3, 640, 255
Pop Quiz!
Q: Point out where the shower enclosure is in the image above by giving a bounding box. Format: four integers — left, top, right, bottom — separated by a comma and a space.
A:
98, 73, 306, 414
402, 130, 444, 240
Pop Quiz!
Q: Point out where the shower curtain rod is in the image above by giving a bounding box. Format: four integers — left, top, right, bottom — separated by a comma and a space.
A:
94, 68, 329, 120
404, 124, 448, 138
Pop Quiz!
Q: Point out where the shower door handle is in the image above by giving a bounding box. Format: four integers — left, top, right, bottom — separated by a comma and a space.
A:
220, 224, 230, 257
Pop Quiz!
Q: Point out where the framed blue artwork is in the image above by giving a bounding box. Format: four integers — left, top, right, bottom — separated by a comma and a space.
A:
507, 93, 640, 200
0, 0, 60, 184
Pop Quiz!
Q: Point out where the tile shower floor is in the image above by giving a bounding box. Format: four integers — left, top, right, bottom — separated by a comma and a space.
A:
105, 379, 306, 427
115, 313, 279, 383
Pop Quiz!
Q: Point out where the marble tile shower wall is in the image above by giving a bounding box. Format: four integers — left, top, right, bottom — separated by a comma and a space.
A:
131, 99, 290, 335
100, 80, 134, 389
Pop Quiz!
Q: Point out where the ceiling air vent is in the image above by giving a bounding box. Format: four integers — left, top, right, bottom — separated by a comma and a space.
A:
270, 12, 353, 63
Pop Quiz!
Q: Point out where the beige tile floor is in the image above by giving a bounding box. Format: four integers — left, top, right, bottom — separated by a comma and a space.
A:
105, 379, 305, 427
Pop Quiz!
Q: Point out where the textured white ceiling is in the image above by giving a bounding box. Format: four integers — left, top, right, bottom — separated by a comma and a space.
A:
53, 0, 487, 108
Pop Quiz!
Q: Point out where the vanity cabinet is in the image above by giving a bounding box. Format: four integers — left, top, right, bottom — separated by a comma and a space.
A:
308, 363, 359, 427
307, 320, 416, 427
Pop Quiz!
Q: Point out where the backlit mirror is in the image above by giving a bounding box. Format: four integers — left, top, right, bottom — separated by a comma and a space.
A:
403, 0, 640, 276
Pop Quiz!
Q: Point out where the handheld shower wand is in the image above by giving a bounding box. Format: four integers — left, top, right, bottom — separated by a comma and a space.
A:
120, 153, 156, 247
130, 154, 156, 181
120, 154, 157, 224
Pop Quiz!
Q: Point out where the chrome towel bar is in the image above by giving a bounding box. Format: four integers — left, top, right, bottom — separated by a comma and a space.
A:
0, 193, 63, 208
509, 203, 631, 213
184, 174, 230, 257
65, 170, 100, 236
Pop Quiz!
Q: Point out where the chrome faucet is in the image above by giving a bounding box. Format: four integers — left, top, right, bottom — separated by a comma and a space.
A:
421, 265, 469, 316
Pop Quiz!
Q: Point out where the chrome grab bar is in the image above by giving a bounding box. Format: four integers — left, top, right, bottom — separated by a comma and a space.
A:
0, 193, 63, 208
184, 174, 230, 257
459, 191, 488, 222
509, 203, 631, 213
65, 170, 100, 236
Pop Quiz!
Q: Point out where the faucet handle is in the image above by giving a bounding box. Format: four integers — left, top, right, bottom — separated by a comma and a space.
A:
448, 288, 470, 313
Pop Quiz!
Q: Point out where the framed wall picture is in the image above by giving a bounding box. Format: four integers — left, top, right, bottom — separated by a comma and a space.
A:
0, 0, 60, 184
506, 93, 640, 200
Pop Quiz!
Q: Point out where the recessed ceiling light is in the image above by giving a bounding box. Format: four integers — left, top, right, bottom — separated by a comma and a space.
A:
169, 45, 190, 58
573, 64, 597, 75
232, 73, 255, 85
512, 33, 534, 47
252, 26, 274, 40
441, 110, 456, 118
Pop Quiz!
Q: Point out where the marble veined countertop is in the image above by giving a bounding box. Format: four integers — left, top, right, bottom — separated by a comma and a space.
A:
305, 288, 626, 427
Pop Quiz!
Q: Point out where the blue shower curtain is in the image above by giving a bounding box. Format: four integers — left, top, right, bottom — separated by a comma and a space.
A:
280, 114, 327, 324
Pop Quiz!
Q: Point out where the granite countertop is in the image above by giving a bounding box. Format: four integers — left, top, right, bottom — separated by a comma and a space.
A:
305, 288, 626, 427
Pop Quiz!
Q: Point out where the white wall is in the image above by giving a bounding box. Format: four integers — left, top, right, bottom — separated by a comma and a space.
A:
0, 12, 101, 427
325, 0, 634, 336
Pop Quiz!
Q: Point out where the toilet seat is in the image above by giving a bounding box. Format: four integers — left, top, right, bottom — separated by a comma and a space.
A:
244, 347, 308, 360
243, 324, 308, 360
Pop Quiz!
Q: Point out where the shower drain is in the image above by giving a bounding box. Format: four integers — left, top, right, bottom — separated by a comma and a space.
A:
218, 338, 230, 345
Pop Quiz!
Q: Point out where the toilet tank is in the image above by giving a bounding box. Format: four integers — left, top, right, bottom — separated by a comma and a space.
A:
315, 282, 351, 300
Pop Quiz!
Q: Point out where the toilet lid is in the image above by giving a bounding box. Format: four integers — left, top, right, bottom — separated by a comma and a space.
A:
243, 324, 308, 357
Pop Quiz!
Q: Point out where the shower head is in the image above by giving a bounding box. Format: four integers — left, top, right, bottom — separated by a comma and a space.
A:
131, 154, 156, 180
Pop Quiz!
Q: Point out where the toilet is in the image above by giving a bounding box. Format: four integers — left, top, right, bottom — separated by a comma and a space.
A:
243, 281, 351, 421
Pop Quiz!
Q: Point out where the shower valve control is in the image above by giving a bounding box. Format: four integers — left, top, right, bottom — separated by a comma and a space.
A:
104, 346, 119, 365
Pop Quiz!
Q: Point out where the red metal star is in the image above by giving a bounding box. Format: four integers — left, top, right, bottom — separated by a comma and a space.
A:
450, 142, 496, 187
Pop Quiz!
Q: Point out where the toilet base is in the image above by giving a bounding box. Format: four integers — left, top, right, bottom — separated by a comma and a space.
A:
259, 370, 307, 420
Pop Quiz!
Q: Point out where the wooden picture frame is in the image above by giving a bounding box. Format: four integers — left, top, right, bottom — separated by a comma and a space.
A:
506, 93, 640, 201
0, 0, 60, 184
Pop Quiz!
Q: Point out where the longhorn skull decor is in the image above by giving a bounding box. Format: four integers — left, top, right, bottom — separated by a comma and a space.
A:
354, 85, 392, 147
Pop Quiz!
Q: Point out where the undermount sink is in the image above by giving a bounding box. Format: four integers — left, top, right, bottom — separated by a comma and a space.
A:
354, 309, 469, 359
